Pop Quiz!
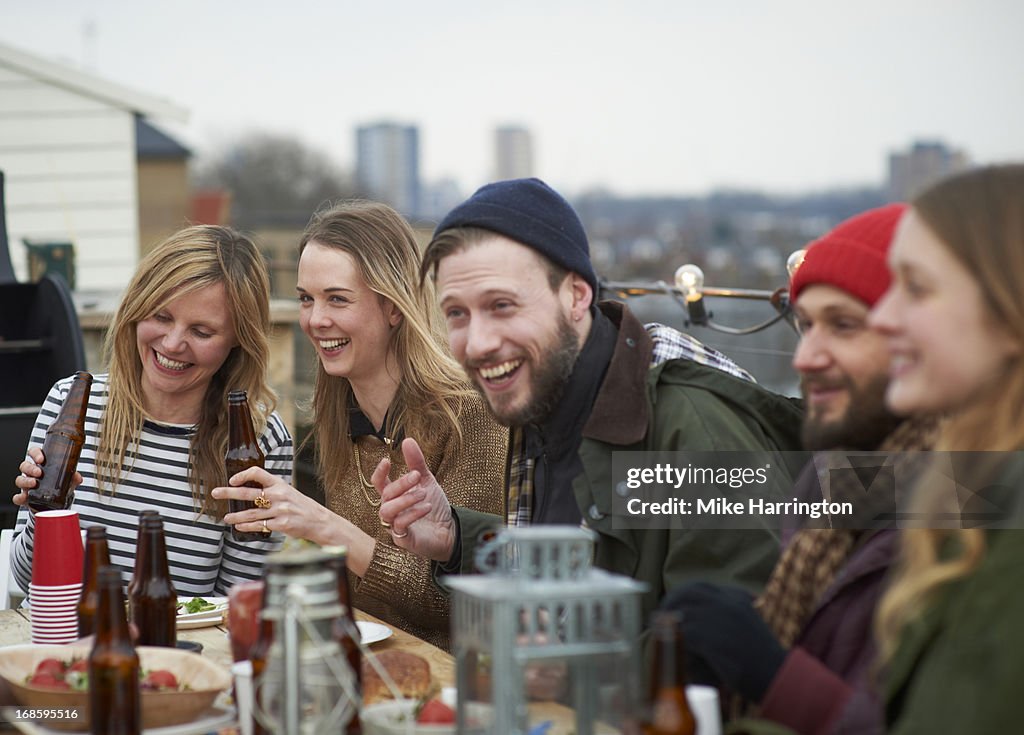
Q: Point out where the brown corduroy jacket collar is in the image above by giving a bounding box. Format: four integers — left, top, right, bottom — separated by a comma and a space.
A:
582, 301, 654, 446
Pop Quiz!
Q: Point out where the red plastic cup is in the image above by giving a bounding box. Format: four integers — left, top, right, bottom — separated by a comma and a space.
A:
31, 510, 84, 586
227, 580, 264, 662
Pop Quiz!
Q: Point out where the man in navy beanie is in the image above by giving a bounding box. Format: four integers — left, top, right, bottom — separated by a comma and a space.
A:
375, 177, 804, 627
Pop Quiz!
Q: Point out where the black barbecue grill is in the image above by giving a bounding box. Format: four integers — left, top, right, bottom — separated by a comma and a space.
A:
0, 170, 87, 528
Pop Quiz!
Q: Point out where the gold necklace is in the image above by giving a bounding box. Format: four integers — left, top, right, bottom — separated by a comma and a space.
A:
353, 442, 382, 507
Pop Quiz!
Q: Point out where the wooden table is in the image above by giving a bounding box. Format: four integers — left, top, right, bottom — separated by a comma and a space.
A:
0, 607, 615, 734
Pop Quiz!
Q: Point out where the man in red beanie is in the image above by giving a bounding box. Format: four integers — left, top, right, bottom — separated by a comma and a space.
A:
661, 203, 941, 735
789, 202, 907, 451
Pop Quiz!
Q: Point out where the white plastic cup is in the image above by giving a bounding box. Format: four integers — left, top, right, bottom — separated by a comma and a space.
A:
232, 660, 253, 735
686, 685, 723, 735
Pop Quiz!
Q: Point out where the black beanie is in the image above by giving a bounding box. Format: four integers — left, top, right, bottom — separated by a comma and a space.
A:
434, 177, 597, 293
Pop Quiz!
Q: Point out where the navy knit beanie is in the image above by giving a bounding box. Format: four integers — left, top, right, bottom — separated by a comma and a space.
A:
434, 178, 597, 292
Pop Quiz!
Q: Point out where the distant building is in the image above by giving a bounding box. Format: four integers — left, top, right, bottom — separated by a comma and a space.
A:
494, 125, 534, 181
0, 40, 188, 291
419, 178, 463, 223
888, 140, 969, 201
356, 122, 421, 218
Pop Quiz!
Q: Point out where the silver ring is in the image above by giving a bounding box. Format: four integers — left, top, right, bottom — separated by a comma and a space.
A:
391, 529, 408, 539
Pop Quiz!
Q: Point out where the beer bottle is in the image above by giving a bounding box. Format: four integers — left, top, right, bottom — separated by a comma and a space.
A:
324, 546, 362, 734
77, 525, 112, 637
127, 510, 160, 603
644, 611, 696, 735
225, 390, 266, 543
129, 514, 177, 646
89, 566, 141, 735
28, 371, 92, 512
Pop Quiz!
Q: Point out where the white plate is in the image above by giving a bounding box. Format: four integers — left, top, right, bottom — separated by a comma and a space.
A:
175, 596, 228, 629
356, 620, 393, 645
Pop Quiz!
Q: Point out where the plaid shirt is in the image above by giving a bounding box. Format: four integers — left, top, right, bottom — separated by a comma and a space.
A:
645, 322, 756, 383
506, 322, 756, 527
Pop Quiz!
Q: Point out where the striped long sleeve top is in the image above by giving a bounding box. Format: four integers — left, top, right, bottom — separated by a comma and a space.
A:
12, 374, 292, 596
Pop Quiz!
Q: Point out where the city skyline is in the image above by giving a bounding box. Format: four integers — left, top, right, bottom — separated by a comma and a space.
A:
2, 0, 1022, 197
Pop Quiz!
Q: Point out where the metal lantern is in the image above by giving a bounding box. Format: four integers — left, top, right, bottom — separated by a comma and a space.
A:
447, 526, 647, 734
254, 547, 359, 734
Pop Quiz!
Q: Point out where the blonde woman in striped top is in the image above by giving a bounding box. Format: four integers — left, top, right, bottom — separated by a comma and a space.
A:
13, 226, 292, 595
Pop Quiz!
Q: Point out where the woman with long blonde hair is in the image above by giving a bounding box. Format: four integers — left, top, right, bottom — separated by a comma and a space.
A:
213, 201, 505, 649
13, 226, 291, 595
869, 164, 1024, 732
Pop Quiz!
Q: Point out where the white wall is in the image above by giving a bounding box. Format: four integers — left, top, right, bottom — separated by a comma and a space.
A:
0, 63, 139, 291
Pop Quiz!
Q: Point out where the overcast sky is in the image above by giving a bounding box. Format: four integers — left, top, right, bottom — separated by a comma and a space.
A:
3, 0, 1023, 197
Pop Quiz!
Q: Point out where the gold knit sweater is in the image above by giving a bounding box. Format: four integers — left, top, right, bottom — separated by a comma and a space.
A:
327, 393, 506, 651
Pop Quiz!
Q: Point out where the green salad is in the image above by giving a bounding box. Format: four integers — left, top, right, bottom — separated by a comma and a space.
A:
177, 597, 217, 614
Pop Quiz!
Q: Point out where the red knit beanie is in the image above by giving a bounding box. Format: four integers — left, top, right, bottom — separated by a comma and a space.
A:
789, 202, 908, 307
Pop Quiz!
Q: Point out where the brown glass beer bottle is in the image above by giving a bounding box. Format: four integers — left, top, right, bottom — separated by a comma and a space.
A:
129, 514, 177, 646
28, 371, 92, 512
324, 546, 362, 734
77, 525, 112, 637
225, 390, 266, 543
89, 565, 141, 735
644, 611, 696, 735
127, 510, 160, 603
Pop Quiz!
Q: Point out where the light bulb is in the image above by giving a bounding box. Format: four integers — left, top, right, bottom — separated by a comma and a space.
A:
674, 264, 705, 303
786, 249, 806, 278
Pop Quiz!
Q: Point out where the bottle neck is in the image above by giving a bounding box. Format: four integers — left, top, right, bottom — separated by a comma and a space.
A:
95, 576, 132, 645
650, 618, 687, 690
83, 536, 111, 589
227, 401, 260, 448
48, 373, 92, 439
140, 527, 172, 582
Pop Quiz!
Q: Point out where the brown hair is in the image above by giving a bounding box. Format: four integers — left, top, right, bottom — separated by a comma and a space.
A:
299, 201, 478, 496
877, 164, 1024, 661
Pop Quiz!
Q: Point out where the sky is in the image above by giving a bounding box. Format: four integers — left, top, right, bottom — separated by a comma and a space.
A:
2, 0, 1023, 198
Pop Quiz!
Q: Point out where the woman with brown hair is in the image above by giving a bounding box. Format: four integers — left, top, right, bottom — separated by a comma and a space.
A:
213, 201, 505, 649
869, 163, 1024, 733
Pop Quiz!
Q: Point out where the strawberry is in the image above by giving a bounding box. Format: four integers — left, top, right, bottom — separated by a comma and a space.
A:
142, 669, 178, 691
29, 672, 70, 689
33, 658, 65, 679
416, 699, 456, 724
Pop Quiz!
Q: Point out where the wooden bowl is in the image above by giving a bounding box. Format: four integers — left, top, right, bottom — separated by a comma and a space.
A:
0, 643, 231, 731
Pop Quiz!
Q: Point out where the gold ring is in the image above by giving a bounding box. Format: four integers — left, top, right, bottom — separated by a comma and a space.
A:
254, 492, 272, 510
380, 519, 391, 529
391, 529, 408, 539
262, 519, 270, 534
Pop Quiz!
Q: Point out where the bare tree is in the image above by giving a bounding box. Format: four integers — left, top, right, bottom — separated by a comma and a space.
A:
194, 133, 355, 228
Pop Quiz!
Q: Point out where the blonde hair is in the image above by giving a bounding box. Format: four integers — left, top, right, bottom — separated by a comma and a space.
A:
98, 225, 276, 518
877, 164, 1024, 660
298, 201, 477, 496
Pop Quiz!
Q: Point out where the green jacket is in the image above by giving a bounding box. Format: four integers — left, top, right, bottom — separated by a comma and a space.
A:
453, 302, 804, 622
885, 528, 1024, 734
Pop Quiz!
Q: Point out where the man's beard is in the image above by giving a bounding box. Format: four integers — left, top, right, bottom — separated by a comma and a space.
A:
470, 313, 580, 428
801, 371, 904, 451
